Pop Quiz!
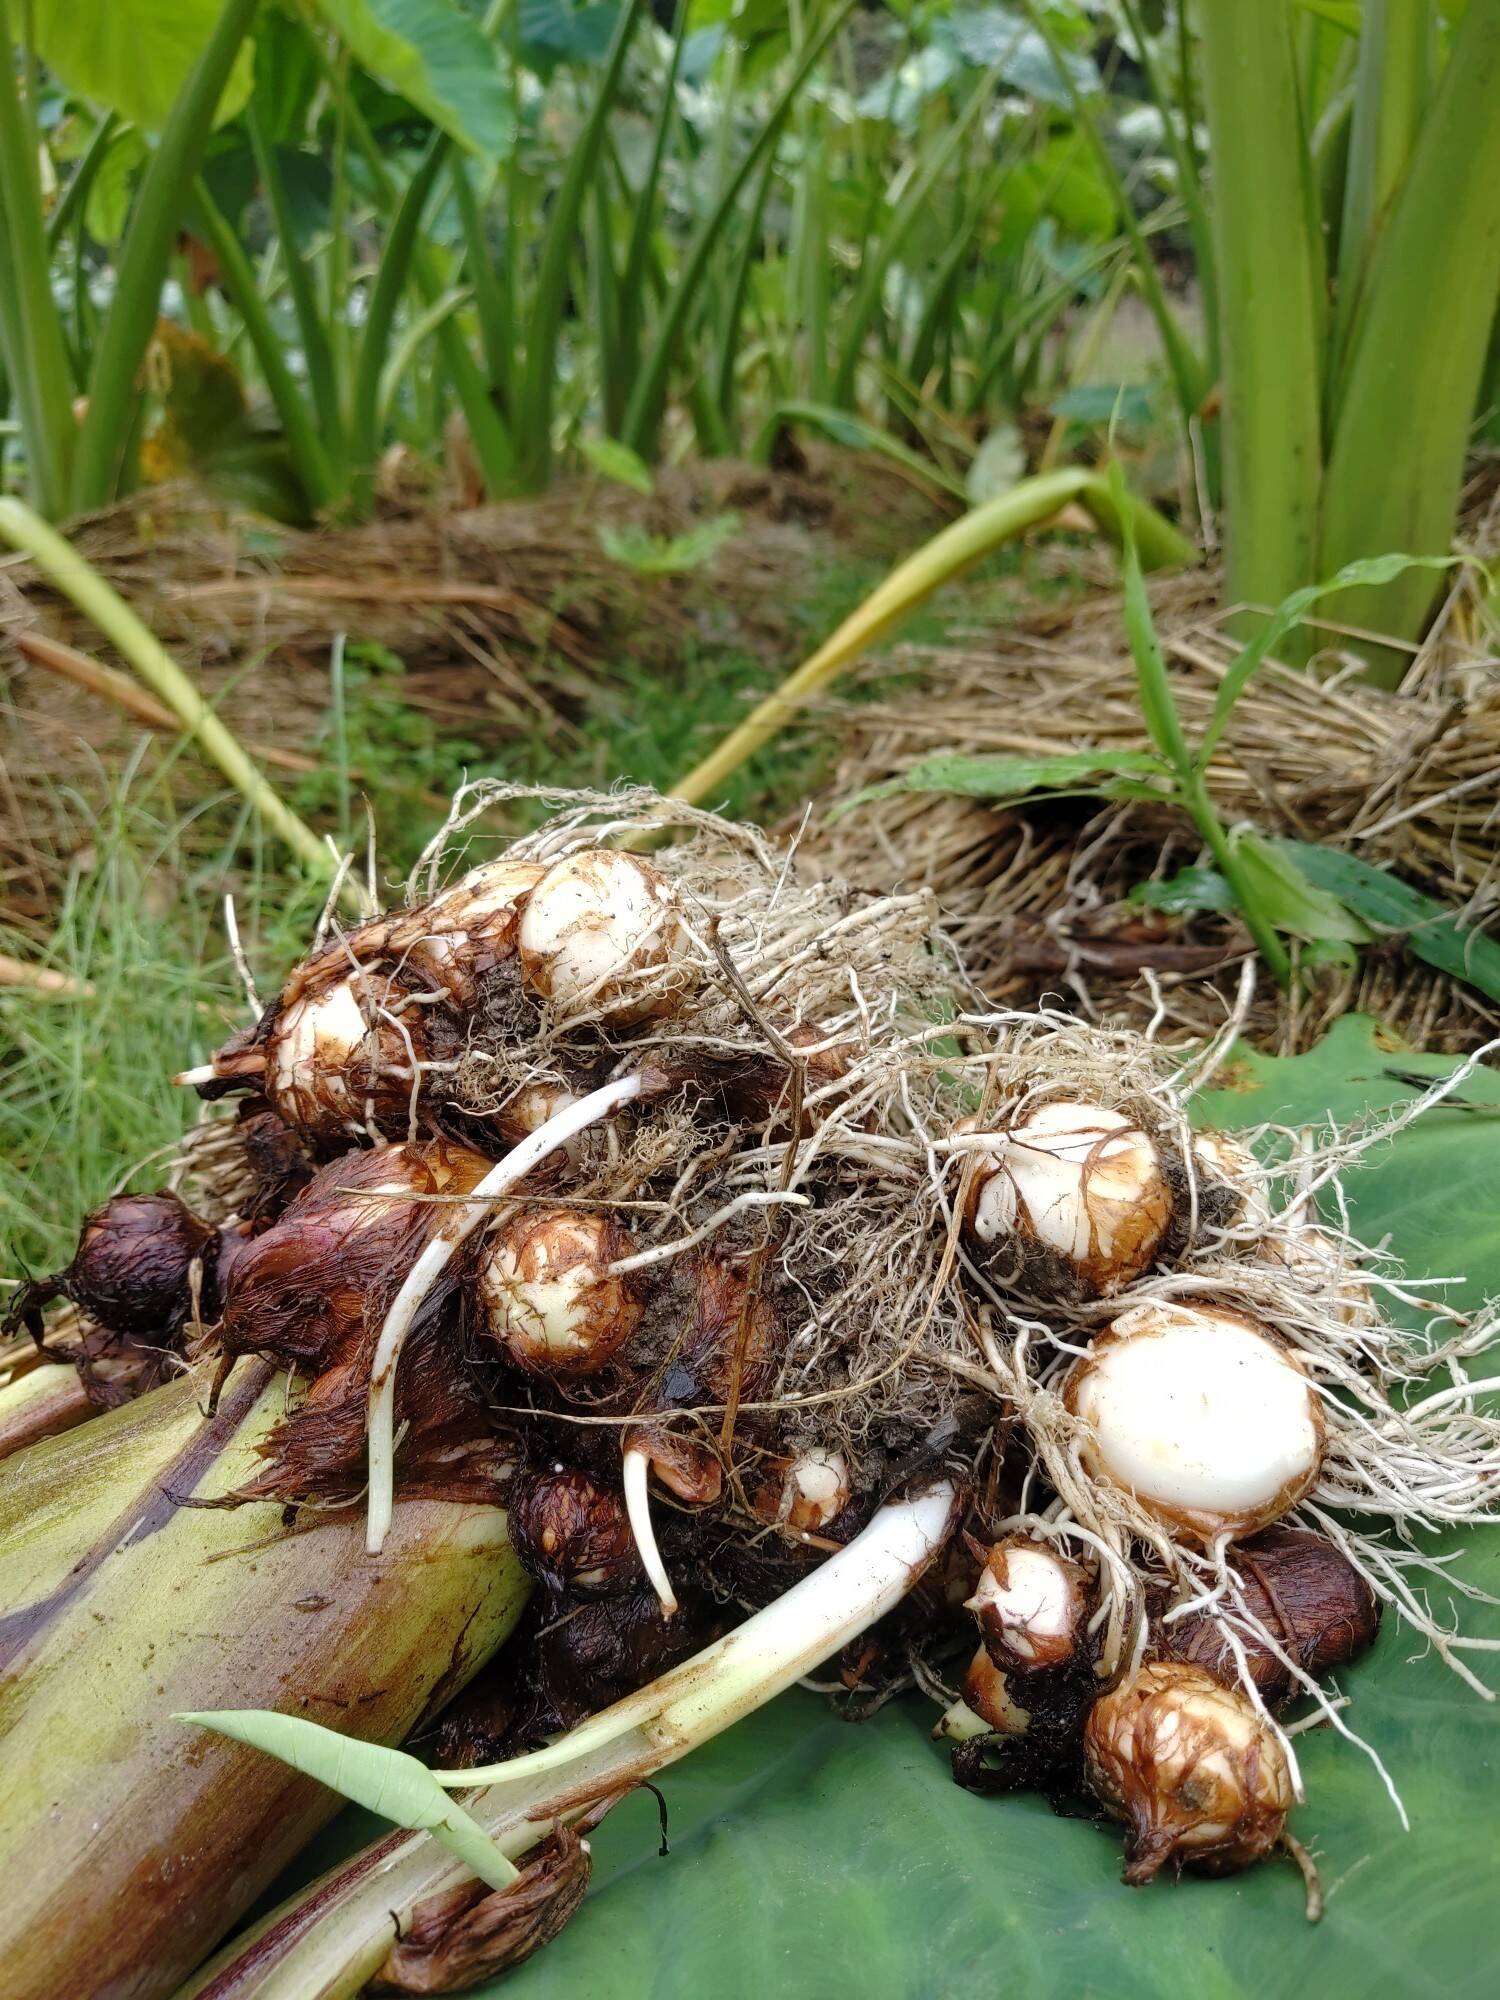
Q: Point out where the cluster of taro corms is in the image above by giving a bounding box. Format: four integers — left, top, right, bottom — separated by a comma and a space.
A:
20, 790, 1493, 1920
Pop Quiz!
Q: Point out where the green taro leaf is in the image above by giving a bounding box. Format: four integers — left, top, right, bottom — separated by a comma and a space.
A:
273, 1017, 1500, 1998
835, 747, 1172, 815
579, 435, 655, 496
1128, 865, 1235, 916
1277, 842, 1500, 1005
315, 0, 512, 154
31, 0, 253, 130
1230, 829, 1373, 948
596, 514, 741, 575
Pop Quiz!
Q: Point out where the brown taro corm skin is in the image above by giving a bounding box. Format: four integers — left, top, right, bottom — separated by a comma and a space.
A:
216, 1140, 510, 1506
217, 1141, 493, 1373
677, 1254, 782, 1406
434, 1584, 724, 1764
233, 1103, 317, 1226
1160, 1524, 1381, 1705
506, 1463, 644, 1597
1, 1193, 232, 1415
1084, 1661, 1295, 1884
0, 1191, 220, 1346
715, 1022, 857, 1132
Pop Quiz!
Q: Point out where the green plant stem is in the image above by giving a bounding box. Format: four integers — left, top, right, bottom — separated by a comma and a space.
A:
449, 158, 510, 402
313, 41, 515, 495
623, 0, 856, 457
0, 0, 76, 515
1317, 0, 1500, 673
1330, 0, 1431, 389
247, 102, 345, 463
830, 57, 997, 409
1119, 0, 1218, 380
1198, 0, 1325, 640
0, 499, 339, 887
1023, 0, 1208, 440
1182, 774, 1292, 984
348, 138, 448, 514
188, 181, 337, 513
668, 470, 1194, 807
517, 0, 644, 489
618, 0, 688, 395
69, 0, 262, 513
44, 110, 119, 251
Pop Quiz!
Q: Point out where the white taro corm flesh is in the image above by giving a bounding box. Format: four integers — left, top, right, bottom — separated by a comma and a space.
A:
1064, 1301, 1326, 1543
957, 1099, 1172, 1296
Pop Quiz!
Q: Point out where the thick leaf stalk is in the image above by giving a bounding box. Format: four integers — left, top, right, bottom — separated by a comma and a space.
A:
668, 470, 1195, 808
1317, 0, 1500, 674
1198, 0, 1325, 638
0, 1370, 529, 2000
180, 1482, 960, 2000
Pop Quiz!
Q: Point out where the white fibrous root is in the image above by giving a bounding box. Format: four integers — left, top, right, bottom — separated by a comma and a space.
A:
518, 851, 690, 1023
1084, 1662, 1296, 1883
477, 1208, 641, 1377
957, 1099, 1172, 1295
1191, 1131, 1273, 1233
752, 1450, 852, 1536
1257, 1225, 1375, 1327
1064, 1302, 1325, 1543
934, 1647, 1031, 1742
966, 1538, 1089, 1672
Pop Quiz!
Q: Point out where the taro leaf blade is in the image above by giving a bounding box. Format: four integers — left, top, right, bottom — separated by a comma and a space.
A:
279, 1016, 1500, 2000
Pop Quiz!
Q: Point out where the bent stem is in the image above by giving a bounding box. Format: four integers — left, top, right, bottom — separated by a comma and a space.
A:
364, 1072, 653, 1553
181, 1482, 958, 2000
0, 501, 337, 887
667, 470, 1195, 808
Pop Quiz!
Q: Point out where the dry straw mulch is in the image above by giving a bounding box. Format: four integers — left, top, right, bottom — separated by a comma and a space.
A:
803, 546, 1500, 1053
0, 457, 943, 936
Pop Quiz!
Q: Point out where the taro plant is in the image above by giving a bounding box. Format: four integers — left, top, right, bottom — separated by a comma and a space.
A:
0, 0, 260, 517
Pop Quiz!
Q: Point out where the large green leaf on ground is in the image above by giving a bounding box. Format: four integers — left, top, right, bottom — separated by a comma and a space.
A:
30, 0, 253, 130
282, 1017, 1499, 1999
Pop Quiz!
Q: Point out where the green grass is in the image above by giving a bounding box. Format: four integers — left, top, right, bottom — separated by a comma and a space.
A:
0, 775, 325, 1275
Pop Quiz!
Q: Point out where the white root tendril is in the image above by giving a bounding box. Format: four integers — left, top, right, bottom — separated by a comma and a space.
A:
603, 1191, 811, 1277
623, 1444, 679, 1618
364, 1072, 653, 1553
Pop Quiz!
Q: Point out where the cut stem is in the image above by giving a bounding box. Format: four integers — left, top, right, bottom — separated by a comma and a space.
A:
365, 1073, 653, 1552
433, 1479, 958, 1788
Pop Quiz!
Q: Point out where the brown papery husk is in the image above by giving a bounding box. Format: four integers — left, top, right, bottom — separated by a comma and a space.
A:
215, 1140, 512, 1506
217, 1140, 494, 1374
372, 1823, 594, 1994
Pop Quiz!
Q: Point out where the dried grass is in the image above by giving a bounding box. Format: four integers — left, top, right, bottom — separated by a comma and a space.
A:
0, 457, 941, 932
802, 547, 1500, 1052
